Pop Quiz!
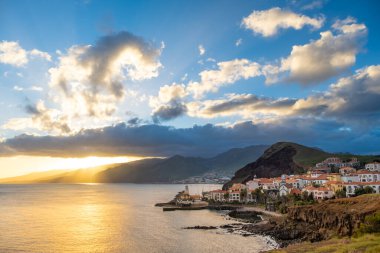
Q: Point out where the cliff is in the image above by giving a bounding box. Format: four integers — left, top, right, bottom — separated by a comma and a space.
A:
249, 194, 380, 247
285, 194, 380, 237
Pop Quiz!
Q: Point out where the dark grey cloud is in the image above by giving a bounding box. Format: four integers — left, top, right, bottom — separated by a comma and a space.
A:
205, 94, 297, 114
152, 100, 187, 123
1, 118, 379, 158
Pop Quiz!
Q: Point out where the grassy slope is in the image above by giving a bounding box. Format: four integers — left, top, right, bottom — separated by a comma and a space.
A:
269, 234, 380, 253
278, 142, 380, 167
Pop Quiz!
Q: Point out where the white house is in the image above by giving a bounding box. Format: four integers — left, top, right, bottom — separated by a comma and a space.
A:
259, 178, 276, 190
311, 174, 328, 186
210, 190, 227, 202
246, 179, 260, 191
279, 184, 291, 196
365, 162, 380, 172
341, 174, 360, 183
357, 171, 380, 182
302, 186, 334, 200
228, 191, 241, 202
344, 182, 380, 197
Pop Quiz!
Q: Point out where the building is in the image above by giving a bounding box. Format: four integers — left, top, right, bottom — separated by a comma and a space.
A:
365, 162, 380, 172
316, 157, 359, 168
356, 171, 380, 182
246, 190, 257, 203
311, 174, 328, 186
289, 188, 302, 196
302, 186, 334, 200
228, 191, 241, 202
345, 182, 380, 197
210, 190, 227, 202
325, 181, 345, 192
259, 178, 276, 190
229, 183, 247, 191
246, 179, 260, 191
326, 173, 342, 182
341, 174, 360, 183
279, 175, 288, 196
339, 167, 356, 175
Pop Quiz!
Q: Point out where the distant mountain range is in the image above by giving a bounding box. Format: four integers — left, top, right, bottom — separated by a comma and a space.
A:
0, 145, 269, 184
3, 142, 379, 185
223, 142, 380, 189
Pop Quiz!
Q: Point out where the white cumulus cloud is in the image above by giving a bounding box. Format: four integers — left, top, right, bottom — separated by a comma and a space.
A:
0, 41, 51, 67
242, 7, 324, 37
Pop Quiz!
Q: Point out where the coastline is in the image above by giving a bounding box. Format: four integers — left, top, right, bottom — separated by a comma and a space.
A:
157, 194, 380, 251
156, 201, 284, 249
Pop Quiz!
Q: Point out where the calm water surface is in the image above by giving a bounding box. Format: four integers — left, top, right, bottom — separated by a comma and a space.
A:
0, 184, 276, 252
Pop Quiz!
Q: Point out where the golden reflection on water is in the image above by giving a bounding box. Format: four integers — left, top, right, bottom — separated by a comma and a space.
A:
0, 184, 274, 253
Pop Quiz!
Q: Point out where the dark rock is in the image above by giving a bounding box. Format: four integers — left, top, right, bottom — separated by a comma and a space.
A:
183, 226, 217, 230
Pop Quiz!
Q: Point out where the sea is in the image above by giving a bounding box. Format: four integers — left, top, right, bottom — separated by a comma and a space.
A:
0, 184, 276, 253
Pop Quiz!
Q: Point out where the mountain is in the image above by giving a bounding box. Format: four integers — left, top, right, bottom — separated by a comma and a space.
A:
0, 164, 118, 184
0, 145, 268, 184
0, 169, 72, 183
203, 145, 269, 174
223, 142, 380, 189
97, 156, 208, 183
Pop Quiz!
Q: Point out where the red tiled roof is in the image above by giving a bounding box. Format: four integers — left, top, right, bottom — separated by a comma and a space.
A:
290, 188, 301, 195
356, 170, 380, 175
344, 181, 380, 186
210, 190, 227, 193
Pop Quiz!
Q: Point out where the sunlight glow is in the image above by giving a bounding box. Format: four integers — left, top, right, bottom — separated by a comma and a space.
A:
0, 155, 143, 179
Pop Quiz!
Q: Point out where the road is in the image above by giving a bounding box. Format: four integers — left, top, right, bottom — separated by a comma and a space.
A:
239, 206, 284, 217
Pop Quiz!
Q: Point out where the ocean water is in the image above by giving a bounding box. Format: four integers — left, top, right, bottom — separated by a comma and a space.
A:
0, 184, 275, 253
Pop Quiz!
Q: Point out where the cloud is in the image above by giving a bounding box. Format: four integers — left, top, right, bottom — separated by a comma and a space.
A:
242, 7, 324, 37
3, 100, 70, 134
48, 31, 163, 119
0, 41, 28, 67
301, 0, 326, 10
265, 18, 367, 85
188, 59, 261, 98
29, 49, 52, 61
0, 41, 51, 67
150, 83, 188, 122
149, 59, 262, 121
198, 44, 206, 55
13, 85, 44, 92
186, 65, 380, 126
13, 86, 24, 91
235, 38, 242, 47
188, 93, 296, 119
1, 119, 379, 158
152, 100, 187, 123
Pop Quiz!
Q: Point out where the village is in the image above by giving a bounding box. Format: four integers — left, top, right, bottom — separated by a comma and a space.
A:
173, 157, 380, 212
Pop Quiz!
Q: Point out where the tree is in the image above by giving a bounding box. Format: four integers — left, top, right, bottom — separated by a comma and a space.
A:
335, 188, 347, 198
240, 189, 247, 199
355, 186, 375, 196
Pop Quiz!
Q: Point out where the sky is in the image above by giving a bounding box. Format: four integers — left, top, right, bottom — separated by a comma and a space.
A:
0, 0, 380, 177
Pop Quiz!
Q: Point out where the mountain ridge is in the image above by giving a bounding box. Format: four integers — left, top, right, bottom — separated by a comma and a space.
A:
0, 145, 269, 184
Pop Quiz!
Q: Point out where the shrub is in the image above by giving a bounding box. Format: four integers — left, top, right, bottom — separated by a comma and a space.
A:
358, 211, 380, 234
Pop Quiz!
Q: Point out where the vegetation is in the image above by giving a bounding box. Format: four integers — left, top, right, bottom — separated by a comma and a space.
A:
357, 211, 380, 235
335, 188, 347, 198
355, 186, 375, 196
274, 142, 380, 168
269, 233, 380, 253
